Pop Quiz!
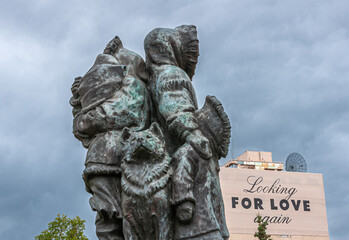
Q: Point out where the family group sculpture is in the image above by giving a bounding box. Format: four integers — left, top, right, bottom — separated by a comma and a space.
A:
70, 25, 231, 240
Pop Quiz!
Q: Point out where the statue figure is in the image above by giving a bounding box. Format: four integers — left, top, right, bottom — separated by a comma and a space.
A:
70, 36, 151, 240
120, 122, 172, 240
171, 96, 231, 240
71, 26, 230, 240
144, 25, 211, 158
144, 25, 230, 239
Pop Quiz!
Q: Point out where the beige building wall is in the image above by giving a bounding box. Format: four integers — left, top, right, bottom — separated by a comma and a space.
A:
237, 151, 273, 162
219, 168, 329, 240
229, 233, 329, 240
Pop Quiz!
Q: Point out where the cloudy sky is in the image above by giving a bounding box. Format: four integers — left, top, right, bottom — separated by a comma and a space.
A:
1, 0, 348, 239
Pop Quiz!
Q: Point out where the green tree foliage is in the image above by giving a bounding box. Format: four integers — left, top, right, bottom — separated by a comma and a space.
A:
35, 214, 88, 240
254, 214, 272, 240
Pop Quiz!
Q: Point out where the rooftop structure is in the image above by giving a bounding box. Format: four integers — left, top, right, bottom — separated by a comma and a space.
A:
223, 150, 283, 171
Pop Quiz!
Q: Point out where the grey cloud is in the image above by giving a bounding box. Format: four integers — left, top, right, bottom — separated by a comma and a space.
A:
0, 0, 348, 239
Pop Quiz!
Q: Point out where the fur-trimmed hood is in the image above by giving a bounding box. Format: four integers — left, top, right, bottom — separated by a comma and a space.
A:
144, 25, 199, 79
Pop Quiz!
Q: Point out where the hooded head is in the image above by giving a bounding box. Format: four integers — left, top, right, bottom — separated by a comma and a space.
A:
144, 25, 199, 79
103, 36, 123, 55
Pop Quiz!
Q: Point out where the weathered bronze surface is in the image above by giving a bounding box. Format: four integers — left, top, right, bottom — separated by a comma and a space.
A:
71, 26, 231, 240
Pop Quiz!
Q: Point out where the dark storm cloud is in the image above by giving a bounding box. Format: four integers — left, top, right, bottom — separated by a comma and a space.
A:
0, 0, 347, 239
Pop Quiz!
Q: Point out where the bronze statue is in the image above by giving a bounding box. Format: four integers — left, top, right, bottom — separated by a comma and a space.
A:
121, 122, 172, 239
171, 96, 230, 240
71, 37, 151, 240
71, 26, 231, 240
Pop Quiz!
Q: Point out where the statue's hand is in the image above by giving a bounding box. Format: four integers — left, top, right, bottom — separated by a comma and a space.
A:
176, 201, 195, 223
186, 130, 212, 160
73, 113, 91, 139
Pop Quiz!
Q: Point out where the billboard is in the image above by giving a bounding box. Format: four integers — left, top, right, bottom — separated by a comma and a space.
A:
219, 168, 329, 238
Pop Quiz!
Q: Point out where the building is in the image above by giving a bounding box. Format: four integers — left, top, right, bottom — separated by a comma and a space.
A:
223, 151, 283, 171
220, 151, 329, 240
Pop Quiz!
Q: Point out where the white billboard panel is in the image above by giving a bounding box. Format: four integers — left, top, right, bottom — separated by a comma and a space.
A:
219, 168, 329, 237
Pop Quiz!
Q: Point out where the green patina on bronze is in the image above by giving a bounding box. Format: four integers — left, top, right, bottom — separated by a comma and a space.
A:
70, 26, 231, 240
